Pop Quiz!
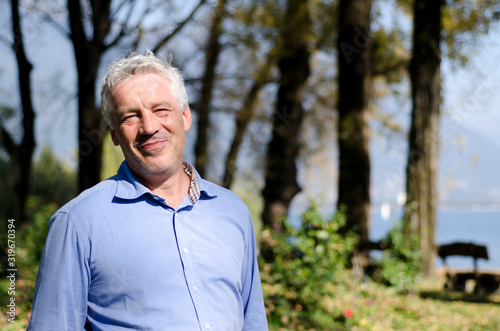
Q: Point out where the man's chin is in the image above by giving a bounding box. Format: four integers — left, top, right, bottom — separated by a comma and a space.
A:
139, 160, 179, 176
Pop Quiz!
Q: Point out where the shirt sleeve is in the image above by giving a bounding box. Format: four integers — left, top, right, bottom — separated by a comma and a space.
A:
27, 211, 91, 330
241, 212, 269, 331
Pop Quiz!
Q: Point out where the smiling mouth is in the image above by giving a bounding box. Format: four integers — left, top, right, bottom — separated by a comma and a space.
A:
137, 140, 167, 153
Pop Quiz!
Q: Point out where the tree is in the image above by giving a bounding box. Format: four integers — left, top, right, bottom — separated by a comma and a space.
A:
0, 0, 36, 224
222, 49, 277, 189
336, 0, 373, 244
66, 0, 113, 191
194, 0, 228, 178
404, 0, 444, 276
217, 0, 283, 189
261, 0, 312, 233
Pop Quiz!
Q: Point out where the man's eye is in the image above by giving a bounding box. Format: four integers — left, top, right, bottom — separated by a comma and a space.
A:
121, 114, 138, 124
155, 109, 169, 117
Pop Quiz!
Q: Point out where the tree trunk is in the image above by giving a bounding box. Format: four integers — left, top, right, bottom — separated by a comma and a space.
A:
404, 0, 444, 276
194, 0, 227, 178
9, 0, 36, 224
336, 0, 372, 244
77, 72, 105, 191
222, 51, 276, 189
67, 0, 111, 191
261, 0, 311, 234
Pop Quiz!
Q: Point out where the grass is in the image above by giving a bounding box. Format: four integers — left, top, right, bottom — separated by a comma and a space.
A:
2, 269, 500, 330
321, 274, 500, 331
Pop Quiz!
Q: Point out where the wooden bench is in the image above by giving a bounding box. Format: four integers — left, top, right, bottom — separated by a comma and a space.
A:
437, 242, 499, 294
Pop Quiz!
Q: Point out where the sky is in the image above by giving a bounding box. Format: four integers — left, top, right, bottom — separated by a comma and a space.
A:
441, 29, 500, 144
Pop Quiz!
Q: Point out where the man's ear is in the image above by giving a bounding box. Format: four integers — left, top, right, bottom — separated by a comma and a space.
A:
110, 128, 120, 146
183, 106, 192, 132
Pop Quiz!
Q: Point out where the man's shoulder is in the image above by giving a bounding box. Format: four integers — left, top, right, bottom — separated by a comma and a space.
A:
57, 177, 119, 216
199, 179, 249, 210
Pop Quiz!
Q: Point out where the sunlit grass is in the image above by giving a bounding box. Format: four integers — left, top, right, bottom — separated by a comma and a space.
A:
267, 271, 500, 331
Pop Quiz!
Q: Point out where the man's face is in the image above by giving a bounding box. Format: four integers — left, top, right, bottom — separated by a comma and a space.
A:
110, 73, 192, 181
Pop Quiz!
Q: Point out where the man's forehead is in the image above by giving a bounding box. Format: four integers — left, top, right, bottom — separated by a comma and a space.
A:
112, 74, 177, 107
116, 73, 169, 92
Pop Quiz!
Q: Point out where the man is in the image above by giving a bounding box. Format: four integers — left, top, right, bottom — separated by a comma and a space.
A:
28, 52, 268, 331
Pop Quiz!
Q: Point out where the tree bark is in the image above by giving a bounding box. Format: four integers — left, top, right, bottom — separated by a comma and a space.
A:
4, 0, 37, 224
336, 0, 372, 243
67, 0, 112, 191
404, 0, 444, 276
261, 0, 311, 234
194, 0, 227, 178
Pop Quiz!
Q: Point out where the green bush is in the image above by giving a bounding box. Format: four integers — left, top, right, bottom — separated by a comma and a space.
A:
0, 145, 76, 221
375, 220, 422, 293
0, 197, 57, 328
24, 196, 57, 263
259, 204, 358, 329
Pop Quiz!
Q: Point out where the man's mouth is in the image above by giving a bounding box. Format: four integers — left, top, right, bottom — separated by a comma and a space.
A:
137, 140, 167, 153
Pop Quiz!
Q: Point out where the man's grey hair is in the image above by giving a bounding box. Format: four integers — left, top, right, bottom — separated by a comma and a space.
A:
101, 51, 188, 127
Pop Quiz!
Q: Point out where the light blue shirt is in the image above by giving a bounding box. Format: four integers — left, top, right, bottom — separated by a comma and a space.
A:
28, 162, 268, 331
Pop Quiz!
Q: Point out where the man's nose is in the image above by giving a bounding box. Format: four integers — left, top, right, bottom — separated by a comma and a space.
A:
139, 111, 160, 135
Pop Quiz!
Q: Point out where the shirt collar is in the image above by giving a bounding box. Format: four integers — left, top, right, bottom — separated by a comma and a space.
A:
114, 161, 217, 204
182, 161, 200, 204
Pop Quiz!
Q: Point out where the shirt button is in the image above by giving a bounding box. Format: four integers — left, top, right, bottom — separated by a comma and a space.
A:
183, 248, 189, 253
205, 323, 210, 329
193, 286, 198, 292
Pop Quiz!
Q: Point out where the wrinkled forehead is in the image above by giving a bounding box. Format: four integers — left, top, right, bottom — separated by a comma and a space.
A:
111, 73, 179, 111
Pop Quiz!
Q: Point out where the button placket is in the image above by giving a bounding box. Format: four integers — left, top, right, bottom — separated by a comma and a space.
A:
174, 213, 200, 296
174, 210, 210, 329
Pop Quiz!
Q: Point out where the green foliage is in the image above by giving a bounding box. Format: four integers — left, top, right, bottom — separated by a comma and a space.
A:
0, 145, 74, 232
443, 0, 499, 66
24, 196, 57, 263
259, 204, 358, 329
0, 197, 55, 275
375, 220, 422, 293
393, 0, 499, 67
32, 145, 77, 207
0, 198, 56, 329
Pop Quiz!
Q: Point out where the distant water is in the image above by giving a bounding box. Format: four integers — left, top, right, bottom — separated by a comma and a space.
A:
371, 207, 500, 270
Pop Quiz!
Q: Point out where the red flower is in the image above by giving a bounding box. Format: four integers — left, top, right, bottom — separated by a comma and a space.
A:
343, 308, 353, 318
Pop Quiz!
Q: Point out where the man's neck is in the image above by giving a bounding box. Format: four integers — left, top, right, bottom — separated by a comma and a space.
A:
134, 165, 191, 209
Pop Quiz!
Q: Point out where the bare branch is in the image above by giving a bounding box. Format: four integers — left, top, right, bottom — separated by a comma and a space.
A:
373, 59, 409, 77
152, 0, 207, 53
40, 12, 70, 38
106, 0, 142, 50
90, 0, 113, 45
